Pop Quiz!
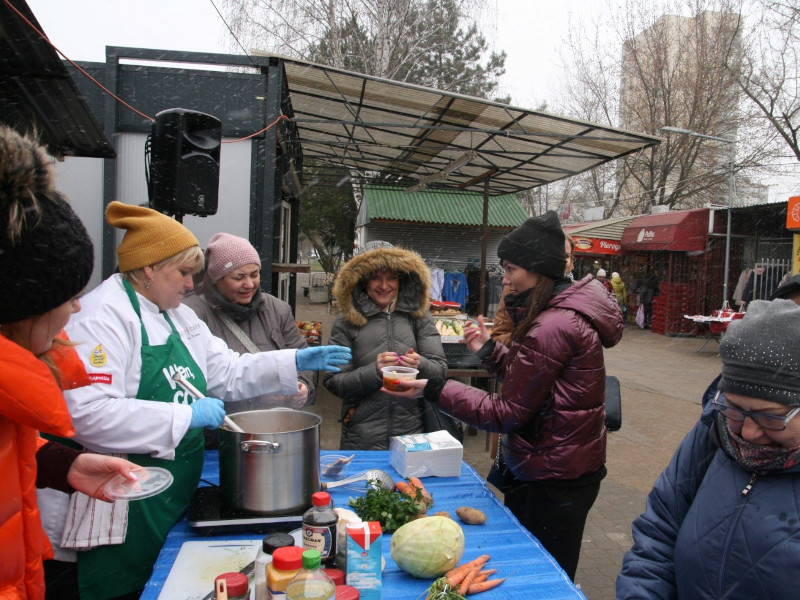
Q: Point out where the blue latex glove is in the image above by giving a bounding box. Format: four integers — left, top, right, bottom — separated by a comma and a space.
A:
189, 397, 225, 429
296, 345, 352, 372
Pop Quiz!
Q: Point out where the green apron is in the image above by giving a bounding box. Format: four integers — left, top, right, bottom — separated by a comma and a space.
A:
77, 280, 207, 599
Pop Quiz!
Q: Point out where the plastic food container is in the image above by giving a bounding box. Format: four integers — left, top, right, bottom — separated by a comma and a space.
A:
381, 366, 418, 391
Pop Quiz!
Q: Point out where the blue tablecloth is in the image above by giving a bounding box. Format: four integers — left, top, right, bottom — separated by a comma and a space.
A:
141, 450, 585, 600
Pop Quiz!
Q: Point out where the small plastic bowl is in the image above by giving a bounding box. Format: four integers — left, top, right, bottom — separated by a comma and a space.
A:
321, 454, 351, 480
381, 366, 419, 391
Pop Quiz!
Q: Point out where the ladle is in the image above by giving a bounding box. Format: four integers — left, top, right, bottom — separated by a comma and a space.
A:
171, 372, 245, 434
321, 468, 394, 491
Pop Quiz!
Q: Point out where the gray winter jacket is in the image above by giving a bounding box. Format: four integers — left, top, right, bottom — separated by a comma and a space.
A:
323, 248, 447, 450
183, 277, 315, 411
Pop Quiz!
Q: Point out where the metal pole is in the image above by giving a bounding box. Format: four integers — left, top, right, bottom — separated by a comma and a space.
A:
722, 140, 735, 307
661, 127, 736, 309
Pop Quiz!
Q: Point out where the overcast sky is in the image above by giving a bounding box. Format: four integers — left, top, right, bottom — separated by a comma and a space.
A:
25, 0, 603, 110
22, 0, 800, 201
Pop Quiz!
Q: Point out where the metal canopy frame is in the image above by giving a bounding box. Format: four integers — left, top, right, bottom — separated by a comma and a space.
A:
261, 54, 662, 196
0, 0, 115, 158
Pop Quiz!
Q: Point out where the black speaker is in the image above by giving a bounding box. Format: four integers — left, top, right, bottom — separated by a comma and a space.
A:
148, 108, 221, 217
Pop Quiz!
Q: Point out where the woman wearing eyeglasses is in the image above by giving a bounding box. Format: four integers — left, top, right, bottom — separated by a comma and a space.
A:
617, 299, 800, 599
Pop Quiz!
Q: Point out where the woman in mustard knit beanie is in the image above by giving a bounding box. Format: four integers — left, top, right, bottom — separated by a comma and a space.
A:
39, 201, 351, 600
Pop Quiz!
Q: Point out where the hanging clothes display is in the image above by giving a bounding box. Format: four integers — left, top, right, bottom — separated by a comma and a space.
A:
485, 272, 504, 319
429, 267, 445, 302
443, 271, 469, 309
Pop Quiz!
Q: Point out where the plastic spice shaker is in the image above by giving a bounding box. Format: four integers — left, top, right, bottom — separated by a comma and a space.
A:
302, 491, 338, 567
324, 568, 345, 586
286, 550, 335, 600
254, 532, 296, 600
215, 572, 249, 600
268, 546, 304, 600
334, 584, 360, 600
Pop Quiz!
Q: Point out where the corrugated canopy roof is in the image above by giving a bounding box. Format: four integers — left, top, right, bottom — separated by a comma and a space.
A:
0, 0, 115, 158
264, 54, 661, 196
564, 216, 636, 241
363, 185, 527, 227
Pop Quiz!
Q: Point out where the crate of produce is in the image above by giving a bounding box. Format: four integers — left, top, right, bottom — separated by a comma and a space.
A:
296, 321, 322, 346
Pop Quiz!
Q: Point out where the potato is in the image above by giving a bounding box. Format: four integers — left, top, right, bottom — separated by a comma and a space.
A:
432, 511, 451, 519
455, 506, 487, 525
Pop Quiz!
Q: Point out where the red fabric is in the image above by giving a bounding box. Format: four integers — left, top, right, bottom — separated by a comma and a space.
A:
439, 276, 624, 481
0, 333, 78, 599
621, 208, 709, 252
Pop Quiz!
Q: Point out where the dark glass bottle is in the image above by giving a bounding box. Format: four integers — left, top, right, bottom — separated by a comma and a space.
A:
302, 491, 338, 567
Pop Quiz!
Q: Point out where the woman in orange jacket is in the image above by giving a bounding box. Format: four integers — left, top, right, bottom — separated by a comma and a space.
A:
0, 126, 136, 599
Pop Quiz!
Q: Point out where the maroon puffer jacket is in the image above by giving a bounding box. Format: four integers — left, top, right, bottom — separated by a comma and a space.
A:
439, 276, 624, 481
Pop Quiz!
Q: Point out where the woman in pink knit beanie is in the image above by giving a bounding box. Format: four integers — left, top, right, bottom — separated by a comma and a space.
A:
183, 233, 315, 444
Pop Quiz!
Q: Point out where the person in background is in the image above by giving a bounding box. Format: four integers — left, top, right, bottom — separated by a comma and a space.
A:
638, 271, 660, 329
610, 271, 627, 318
596, 268, 614, 295
383, 212, 624, 580
323, 247, 447, 450
183, 233, 315, 432
38, 202, 351, 600
0, 126, 138, 600
491, 233, 575, 346
617, 299, 800, 599
770, 273, 800, 305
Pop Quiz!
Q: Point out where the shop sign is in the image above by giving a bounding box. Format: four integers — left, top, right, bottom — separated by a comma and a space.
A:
787, 196, 800, 231
636, 229, 656, 242
572, 236, 621, 255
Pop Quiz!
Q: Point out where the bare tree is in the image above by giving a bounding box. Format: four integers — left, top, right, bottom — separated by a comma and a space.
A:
556, 0, 773, 217
219, 0, 504, 98
728, 0, 800, 161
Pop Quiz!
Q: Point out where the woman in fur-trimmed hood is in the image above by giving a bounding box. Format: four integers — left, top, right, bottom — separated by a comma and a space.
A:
323, 247, 447, 449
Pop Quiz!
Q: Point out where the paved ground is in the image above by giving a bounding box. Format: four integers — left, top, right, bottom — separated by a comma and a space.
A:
294, 273, 722, 599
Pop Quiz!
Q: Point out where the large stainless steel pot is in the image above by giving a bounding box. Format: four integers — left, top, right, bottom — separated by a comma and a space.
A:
218, 408, 321, 514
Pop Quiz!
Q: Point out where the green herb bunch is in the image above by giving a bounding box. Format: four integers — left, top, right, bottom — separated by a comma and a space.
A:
347, 479, 423, 532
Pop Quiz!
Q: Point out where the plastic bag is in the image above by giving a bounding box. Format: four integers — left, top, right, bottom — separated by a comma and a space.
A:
635, 304, 645, 329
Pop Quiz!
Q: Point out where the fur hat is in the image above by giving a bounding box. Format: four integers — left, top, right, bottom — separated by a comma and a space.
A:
0, 126, 93, 323
718, 299, 800, 406
332, 247, 430, 327
497, 211, 566, 279
106, 201, 199, 271
597, 269, 607, 278
205, 233, 261, 283
612, 272, 620, 279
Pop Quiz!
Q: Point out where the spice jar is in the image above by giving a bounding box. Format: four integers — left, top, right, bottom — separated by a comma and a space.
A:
215, 571, 249, 600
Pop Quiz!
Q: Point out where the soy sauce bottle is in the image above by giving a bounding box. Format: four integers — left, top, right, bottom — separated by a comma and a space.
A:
302, 492, 338, 567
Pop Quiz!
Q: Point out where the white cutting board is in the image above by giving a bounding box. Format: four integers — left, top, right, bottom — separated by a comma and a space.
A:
158, 539, 261, 600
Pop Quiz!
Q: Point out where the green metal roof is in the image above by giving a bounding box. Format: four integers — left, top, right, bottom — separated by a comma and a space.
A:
363, 185, 528, 228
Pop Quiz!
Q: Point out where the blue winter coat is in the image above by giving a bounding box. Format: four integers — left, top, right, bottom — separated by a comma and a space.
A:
617, 380, 800, 599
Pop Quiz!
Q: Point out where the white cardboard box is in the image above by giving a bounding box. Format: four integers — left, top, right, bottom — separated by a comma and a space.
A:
390, 430, 463, 478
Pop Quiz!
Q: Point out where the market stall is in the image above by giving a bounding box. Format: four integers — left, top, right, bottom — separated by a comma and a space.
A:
141, 450, 583, 600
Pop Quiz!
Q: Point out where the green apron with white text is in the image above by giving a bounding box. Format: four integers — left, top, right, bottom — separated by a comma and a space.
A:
77, 280, 207, 600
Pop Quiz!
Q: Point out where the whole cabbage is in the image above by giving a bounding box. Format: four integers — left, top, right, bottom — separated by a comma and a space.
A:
390, 516, 464, 578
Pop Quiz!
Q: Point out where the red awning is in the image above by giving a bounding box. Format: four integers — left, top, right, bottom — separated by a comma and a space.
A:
621, 209, 710, 252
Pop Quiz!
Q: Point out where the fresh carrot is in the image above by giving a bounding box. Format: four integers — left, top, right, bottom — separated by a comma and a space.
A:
458, 565, 481, 595
395, 481, 413, 495
445, 554, 491, 584
472, 568, 496, 584
466, 578, 506, 594
408, 476, 426, 490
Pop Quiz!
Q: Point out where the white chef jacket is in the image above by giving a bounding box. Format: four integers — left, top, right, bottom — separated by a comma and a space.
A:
62, 274, 300, 459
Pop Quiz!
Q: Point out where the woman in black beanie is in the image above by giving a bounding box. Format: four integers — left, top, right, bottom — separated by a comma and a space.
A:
384, 210, 624, 581
0, 125, 137, 600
